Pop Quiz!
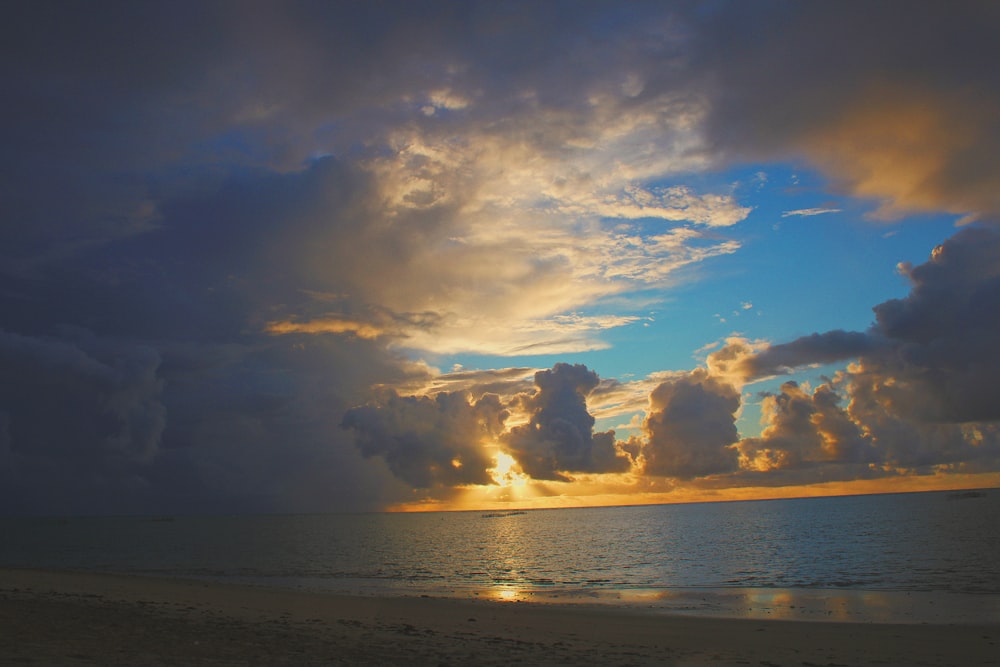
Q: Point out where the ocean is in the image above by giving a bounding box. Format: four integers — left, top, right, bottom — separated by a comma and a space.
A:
3, 489, 999, 622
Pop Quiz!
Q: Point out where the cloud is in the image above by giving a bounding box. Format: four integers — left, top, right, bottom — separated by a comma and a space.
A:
751, 227, 1000, 424
345, 126, 746, 356
731, 226, 1000, 477
702, 336, 769, 386
151, 335, 421, 514
1, 3, 754, 364
265, 318, 386, 339
502, 364, 633, 480
864, 226, 1000, 423
403, 367, 539, 400
342, 390, 506, 488
691, 2, 1000, 220
341, 362, 633, 488
844, 366, 1000, 472
641, 369, 741, 479
741, 330, 882, 381
781, 208, 841, 218
737, 380, 877, 472
0, 329, 168, 514
0, 329, 165, 464
585, 185, 751, 227
2, 2, 998, 513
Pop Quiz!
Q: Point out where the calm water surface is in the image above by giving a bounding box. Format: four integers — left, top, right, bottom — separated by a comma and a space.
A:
3, 490, 999, 617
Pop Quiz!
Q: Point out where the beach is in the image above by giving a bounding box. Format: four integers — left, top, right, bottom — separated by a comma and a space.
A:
1, 569, 996, 666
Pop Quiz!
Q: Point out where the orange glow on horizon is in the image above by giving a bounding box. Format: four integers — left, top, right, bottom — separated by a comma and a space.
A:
385, 471, 1000, 513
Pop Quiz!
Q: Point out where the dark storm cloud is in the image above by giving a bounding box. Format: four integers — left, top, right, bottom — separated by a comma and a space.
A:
149, 335, 418, 514
342, 391, 507, 488
0, 2, 231, 273
503, 364, 632, 480
8, 1, 649, 512
0, 329, 165, 463
0, 1, 422, 273
0, 328, 418, 515
0, 153, 430, 513
0, 328, 166, 514
0, 157, 374, 343
641, 370, 740, 479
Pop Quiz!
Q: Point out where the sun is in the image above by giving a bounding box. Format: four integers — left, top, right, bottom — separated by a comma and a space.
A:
489, 452, 529, 488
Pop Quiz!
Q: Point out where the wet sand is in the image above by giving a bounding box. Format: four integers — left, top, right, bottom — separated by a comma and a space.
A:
1, 568, 997, 666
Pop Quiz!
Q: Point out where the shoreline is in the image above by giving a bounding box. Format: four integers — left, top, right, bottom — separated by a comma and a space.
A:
2, 568, 998, 666
454, 584, 1000, 625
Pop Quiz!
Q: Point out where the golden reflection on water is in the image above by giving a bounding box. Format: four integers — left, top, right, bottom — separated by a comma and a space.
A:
482, 511, 530, 602
491, 587, 523, 602
735, 589, 899, 622
613, 589, 671, 603
586, 588, 913, 623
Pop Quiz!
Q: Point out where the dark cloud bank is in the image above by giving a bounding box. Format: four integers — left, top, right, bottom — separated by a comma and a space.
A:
2, 2, 1000, 514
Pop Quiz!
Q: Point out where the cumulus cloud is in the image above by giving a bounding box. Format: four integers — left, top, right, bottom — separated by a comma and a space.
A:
341, 362, 633, 488
502, 364, 633, 480
865, 226, 1000, 423
641, 369, 741, 479
844, 366, 1000, 472
749, 227, 1000, 425
731, 226, 1000, 478
737, 380, 876, 472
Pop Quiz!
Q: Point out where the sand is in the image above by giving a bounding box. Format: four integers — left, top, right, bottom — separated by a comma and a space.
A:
1, 568, 997, 666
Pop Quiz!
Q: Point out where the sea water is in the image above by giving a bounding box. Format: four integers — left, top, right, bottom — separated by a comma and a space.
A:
3, 490, 999, 622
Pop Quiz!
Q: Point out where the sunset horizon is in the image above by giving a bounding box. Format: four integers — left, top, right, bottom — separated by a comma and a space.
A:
3, 1, 1000, 517
4, 6, 999, 663
387, 475, 1000, 514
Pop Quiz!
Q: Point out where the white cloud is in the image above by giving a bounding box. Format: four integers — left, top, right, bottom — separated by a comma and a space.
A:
333, 91, 747, 356
781, 207, 842, 218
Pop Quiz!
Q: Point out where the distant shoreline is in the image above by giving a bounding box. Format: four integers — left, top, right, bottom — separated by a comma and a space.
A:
1, 568, 998, 666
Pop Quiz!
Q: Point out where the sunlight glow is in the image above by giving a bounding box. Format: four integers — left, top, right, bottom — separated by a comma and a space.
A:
388, 470, 1000, 513
489, 452, 530, 488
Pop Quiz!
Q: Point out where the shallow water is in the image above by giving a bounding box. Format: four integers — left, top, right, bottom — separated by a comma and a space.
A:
3, 489, 999, 622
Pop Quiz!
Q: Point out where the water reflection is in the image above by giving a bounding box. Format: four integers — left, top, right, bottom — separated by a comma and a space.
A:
476, 512, 535, 603
491, 586, 524, 602
643, 588, 1000, 624
501, 586, 1000, 624
5, 492, 996, 623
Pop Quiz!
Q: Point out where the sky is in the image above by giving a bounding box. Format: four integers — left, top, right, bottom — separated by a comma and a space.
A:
2, 1, 1000, 515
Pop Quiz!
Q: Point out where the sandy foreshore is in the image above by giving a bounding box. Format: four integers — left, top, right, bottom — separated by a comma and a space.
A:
1, 568, 997, 666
